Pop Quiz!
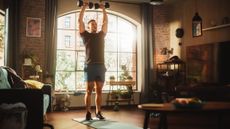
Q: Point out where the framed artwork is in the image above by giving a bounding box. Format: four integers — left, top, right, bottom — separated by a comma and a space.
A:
186, 44, 214, 82
26, 17, 41, 37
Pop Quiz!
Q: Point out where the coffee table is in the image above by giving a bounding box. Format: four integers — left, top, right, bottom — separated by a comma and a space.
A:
138, 102, 230, 129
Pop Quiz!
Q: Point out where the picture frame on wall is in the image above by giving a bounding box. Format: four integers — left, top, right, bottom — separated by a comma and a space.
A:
26, 17, 41, 37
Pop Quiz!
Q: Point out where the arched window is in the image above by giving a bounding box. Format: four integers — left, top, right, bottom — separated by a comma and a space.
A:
56, 11, 138, 91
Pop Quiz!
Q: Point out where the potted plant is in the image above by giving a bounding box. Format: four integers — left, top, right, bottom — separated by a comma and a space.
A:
119, 65, 131, 81
109, 75, 115, 81
127, 75, 133, 81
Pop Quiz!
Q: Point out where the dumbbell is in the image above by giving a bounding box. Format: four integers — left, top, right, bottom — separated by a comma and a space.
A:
94, 2, 110, 9
77, 0, 110, 9
77, 0, 94, 9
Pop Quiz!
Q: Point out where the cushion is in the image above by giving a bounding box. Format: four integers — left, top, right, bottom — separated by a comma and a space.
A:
0, 102, 27, 129
24, 80, 44, 89
0, 68, 11, 89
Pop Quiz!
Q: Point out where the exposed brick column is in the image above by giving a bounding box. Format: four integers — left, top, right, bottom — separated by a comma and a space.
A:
18, 0, 45, 78
152, 5, 170, 79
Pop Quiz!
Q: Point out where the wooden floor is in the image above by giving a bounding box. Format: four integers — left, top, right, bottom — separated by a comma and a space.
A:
44, 106, 230, 129
44, 106, 144, 129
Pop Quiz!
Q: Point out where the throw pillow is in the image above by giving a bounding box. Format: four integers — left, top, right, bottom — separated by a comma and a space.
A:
24, 80, 44, 89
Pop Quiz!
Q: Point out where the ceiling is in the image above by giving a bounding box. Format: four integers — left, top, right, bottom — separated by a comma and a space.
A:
109, 0, 179, 5
110, 0, 152, 3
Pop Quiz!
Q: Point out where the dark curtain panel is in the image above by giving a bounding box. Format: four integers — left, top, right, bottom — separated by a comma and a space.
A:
140, 3, 154, 103
45, 0, 57, 83
5, 0, 20, 70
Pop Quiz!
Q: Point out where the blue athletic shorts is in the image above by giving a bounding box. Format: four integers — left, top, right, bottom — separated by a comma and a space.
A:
84, 64, 107, 82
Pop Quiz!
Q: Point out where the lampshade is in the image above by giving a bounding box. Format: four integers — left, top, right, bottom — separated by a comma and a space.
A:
150, 0, 163, 5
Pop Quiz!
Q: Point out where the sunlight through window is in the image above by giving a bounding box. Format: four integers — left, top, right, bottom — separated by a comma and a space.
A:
56, 11, 137, 91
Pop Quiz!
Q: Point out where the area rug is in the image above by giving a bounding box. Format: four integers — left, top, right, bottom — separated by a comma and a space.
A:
72, 117, 142, 129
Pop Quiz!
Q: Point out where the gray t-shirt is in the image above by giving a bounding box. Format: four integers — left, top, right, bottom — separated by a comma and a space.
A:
80, 31, 106, 64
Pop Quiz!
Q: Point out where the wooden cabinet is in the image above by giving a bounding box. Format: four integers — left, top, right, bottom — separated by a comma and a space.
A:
106, 80, 135, 106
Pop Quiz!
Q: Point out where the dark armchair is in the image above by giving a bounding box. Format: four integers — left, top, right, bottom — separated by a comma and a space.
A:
0, 89, 54, 129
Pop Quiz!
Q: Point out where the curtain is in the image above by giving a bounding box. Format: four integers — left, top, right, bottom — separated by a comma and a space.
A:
140, 3, 154, 103
45, 0, 57, 83
5, 0, 20, 71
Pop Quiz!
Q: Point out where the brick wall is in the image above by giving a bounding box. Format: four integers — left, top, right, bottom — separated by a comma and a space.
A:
18, 0, 45, 77
153, 5, 170, 66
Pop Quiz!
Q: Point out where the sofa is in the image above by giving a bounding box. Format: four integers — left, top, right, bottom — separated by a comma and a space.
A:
0, 88, 53, 129
0, 66, 54, 128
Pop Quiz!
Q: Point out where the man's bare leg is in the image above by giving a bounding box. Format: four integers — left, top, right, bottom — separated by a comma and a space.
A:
95, 81, 105, 119
85, 81, 94, 120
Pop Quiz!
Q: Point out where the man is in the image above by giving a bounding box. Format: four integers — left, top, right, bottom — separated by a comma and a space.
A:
78, 0, 108, 120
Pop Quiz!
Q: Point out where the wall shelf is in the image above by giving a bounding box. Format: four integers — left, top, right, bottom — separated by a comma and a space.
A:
203, 23, 230, 31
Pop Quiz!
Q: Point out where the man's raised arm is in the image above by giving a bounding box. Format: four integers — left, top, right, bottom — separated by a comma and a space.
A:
101, 4, 108, 34
78, 1, 88, 33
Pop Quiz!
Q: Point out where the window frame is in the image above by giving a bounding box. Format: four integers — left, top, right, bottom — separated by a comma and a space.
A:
55, 10, 138, 92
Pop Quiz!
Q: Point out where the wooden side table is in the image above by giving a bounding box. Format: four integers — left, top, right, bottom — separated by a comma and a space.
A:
106, 80, 136, 106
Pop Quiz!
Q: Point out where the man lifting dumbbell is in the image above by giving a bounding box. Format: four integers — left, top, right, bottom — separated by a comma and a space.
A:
78, 0, 108, 121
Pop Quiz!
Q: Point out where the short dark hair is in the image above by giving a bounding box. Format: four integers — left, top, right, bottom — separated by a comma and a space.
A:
88, 19, 96, 24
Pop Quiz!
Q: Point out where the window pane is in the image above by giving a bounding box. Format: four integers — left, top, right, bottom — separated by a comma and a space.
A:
118, 33, 136, 52
58, 13, 76, 29
105, 32, 117, 52
56, 50, 75, 71
0, 12, 5, 66
57, 30, 76, 50
118, 53, 136, 72
118, 18, 137, 52
118, 18, 134, 33
108, 14, 117, 32
76, 31, 85, 50
105, 52, 118, 71
76, 72, 85, 90
76, 51, 85, 70
97, 12, 104, 31
55, 71, 75, 91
